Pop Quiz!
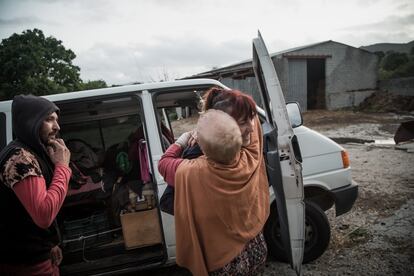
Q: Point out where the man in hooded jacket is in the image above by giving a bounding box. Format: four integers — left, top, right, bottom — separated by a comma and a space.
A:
0, 94, 71, 275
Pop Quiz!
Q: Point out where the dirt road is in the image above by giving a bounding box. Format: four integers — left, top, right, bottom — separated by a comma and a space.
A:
150, 111, 414, 276
266, 111, 414, 275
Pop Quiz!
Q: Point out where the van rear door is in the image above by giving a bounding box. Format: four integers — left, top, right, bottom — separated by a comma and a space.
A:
252, 32, 305, 274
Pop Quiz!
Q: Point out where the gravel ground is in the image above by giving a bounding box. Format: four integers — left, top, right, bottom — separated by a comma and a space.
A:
265, 111, 414, 276
263, 143, 414, 275
147, 111, 414, 276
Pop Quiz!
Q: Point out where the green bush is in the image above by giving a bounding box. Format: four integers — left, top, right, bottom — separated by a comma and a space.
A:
381, 52, 409, 71
378, 47, 414, 80
168, 111, 178, 121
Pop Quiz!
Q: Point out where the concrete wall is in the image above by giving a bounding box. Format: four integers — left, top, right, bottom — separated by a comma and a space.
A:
220, 76, 263, 107
219, 59, 290, 109
215, 41, 379, 110
379, 77, 414, 96
273, 56, 289, 101
220, 56, 296, 109
285, 41, 379, 110
327, 90, 376, 109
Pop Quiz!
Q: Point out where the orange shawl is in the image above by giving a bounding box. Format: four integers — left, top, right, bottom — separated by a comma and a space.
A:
174, 116, 270, 276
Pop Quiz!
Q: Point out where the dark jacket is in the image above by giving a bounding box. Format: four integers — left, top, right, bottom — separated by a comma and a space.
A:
0, 95, 60, 264
159, 144, 203, 215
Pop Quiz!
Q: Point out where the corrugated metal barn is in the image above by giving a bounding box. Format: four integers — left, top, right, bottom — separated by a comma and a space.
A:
187, 40, 379, 111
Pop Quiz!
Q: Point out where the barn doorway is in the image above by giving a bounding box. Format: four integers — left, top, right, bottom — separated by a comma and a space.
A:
307, 59, 326, 109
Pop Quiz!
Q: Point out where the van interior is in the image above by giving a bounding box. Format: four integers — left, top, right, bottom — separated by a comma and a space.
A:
57, 95, 165, 275
55, 85, 216, 275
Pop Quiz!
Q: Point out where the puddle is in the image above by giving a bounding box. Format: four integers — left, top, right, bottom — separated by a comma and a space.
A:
330, 137, 374, 144
374, 139, 396, 145
330, 137, 398, 145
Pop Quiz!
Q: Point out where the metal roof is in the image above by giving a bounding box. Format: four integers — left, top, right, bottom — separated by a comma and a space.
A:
187, 40, 374, 79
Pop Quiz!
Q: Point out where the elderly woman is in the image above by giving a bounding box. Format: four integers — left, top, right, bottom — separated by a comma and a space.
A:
158, 88, 269, 276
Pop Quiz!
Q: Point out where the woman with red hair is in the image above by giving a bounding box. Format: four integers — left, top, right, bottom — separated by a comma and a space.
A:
158, 87, 270, 276
202, 87, 257, 147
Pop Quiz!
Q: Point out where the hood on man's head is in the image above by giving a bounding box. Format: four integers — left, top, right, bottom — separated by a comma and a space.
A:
12, 94, 59, 153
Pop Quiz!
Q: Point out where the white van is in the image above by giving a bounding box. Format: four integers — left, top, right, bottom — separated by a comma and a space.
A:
0, 35, 357, 275
263, 105, 358, 263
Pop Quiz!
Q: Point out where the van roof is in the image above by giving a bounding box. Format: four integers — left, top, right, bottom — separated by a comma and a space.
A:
0, 78, 223, 109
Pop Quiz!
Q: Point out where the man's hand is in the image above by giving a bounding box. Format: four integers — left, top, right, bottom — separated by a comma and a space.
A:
50, 245, 63, 266
47, 138, 71, 166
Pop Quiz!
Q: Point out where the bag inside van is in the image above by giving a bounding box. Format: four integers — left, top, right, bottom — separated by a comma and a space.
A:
55, 96, 165, 275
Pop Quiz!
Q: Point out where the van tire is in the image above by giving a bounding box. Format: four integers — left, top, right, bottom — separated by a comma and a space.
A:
264, 201, 331, 264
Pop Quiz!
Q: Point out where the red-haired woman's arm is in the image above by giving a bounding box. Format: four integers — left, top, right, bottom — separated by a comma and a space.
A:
158, 143, 184, 187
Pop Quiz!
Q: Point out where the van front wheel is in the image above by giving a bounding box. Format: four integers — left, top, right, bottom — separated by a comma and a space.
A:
264, 201, 331, 263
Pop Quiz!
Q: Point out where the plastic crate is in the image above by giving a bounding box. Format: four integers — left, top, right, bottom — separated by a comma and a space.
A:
62, 211, 113, 252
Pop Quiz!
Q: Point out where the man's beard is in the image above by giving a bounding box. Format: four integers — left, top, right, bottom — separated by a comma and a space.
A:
43, 131, 59, 146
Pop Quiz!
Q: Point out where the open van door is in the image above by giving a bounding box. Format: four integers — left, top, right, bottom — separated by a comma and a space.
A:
252, 32, 305, 275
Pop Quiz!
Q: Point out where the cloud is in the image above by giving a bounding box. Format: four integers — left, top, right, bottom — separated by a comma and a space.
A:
0, 16, 53, 26
355, 0, 383, 7
76, 36, 250, 84
334, 13, 414, 46
2, 0, 413, 85
339, 13, 414, 32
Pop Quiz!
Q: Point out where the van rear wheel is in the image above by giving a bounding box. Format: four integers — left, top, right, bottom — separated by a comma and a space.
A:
264, 201, 331, 263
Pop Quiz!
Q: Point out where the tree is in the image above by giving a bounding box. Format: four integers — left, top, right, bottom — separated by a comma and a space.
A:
380, 51, 409, 71
0, 29, 82, 100
78, 80, 107, 90
374, 51, 385, 63
392, 59, 414, 78
378, 49, 414, 79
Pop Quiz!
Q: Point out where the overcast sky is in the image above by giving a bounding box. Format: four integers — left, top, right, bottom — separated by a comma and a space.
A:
0, 0, 413, 85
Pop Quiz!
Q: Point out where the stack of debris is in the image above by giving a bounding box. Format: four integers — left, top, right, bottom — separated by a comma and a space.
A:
358, 91, 414, 113
394, 120, 414, 153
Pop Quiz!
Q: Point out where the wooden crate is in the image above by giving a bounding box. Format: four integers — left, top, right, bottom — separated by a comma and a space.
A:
120, 208, 162, 250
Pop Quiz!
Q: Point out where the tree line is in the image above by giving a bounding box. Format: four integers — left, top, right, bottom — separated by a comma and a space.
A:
0, 29, 107, 101
376, 47, 414, 80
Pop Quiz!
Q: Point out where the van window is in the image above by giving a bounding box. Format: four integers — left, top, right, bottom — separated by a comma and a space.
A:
59, 97, 143, 150
154, 87, 208, 151
0, 113, 6, 150
61, 113, 141, 150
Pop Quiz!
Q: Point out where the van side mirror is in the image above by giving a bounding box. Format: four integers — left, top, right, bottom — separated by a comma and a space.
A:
286, 102, 303, 128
